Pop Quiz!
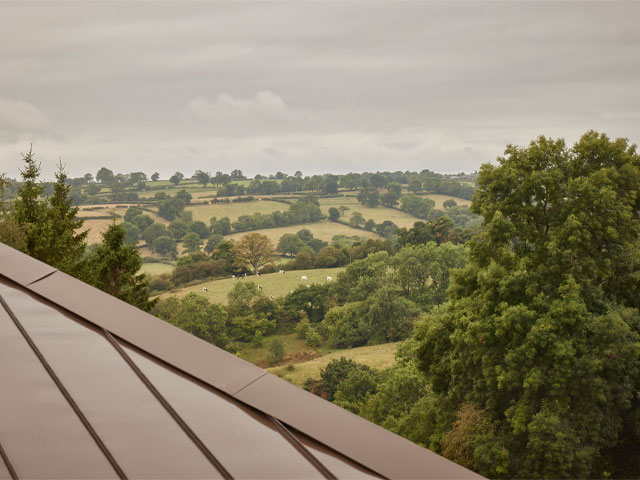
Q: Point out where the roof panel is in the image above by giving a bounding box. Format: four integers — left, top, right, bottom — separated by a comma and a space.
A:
0, 281, 220, 479
235, 373, 482, 479
0, 291, 117, 479
0, 243, 56, 286
27, 270, 266, 395
124, 345, 326, 479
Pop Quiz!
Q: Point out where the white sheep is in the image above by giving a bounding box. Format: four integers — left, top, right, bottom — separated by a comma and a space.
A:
326, 276, 332, 281
203, 287, 208, 292
301, 275, 308, 280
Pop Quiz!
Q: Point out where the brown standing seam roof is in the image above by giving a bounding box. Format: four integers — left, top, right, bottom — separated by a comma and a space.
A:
0, 242, 482, 479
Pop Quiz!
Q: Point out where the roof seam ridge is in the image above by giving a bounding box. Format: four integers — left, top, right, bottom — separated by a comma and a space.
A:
231, 372, 268, 396
267, 416, 338, 480
0, 293, 127, 480
0, 440, 18, 479
101, 329, 234, 480
25, 269, 58, 286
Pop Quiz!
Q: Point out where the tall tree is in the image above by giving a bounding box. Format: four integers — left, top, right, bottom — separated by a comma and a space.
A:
96, 167, 114, 184
87, 223, 155, 311
193, 170, 210, 187
231, 233, 276, 274
12, 146, 48, 258
43, 161, 88, 275
169, 171, 184, 186
414, 132, 640, 478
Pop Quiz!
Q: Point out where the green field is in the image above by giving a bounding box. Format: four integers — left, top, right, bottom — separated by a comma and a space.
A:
418, 193, 472, 209
185, 200, 285, 223
268, 342, 400, 386
225, 220, 379, 244
158, 267, 345, 304
318, 196, 418, 228
139, 263, 175, 276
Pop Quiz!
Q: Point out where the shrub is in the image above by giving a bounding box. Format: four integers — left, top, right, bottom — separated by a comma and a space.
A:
267, 338, 285, 365
305, 328, 321, 347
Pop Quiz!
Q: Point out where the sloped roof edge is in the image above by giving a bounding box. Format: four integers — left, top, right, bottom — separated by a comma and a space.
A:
0, 242, 481, 479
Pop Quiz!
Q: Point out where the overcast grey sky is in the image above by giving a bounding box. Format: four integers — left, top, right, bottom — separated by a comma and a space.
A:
1, 1, 639, 180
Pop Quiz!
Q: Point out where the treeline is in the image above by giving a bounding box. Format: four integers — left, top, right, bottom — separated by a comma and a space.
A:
231, 196, 324, 231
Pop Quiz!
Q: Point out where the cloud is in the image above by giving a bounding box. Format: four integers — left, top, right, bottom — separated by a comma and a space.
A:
189, 91, 293, 123
0, 99, 52, 141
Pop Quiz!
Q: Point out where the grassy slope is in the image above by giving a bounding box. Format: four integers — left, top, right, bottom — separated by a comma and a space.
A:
318, 196, 419, 228
418, 193, 472, 209
158, 267, 346, 304
267, 341, 400, 386
139, 263, 175, 276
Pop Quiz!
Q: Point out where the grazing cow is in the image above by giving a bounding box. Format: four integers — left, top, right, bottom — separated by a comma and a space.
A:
203, 287, 208, 292
258, 285, 263, 290
326, 276, 332, 281
278, 270, 285, 275
301, 275, 308, 281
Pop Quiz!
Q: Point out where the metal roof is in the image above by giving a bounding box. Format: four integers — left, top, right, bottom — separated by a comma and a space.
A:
0, 242, 481, 479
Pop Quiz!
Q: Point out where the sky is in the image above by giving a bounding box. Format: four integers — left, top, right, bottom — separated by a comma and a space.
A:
1, 1, 639, 180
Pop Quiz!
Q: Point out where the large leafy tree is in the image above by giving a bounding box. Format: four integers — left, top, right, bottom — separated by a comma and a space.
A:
414, 132, 640, 478
231, 233, 276, 274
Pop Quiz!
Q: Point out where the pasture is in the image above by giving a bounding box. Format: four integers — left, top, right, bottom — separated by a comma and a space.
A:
158, 267, 346, 304
419, 193, 471, 209
225, 220, 379, 244
317, 196, 418, 228
139, 262, 175, 276
268, 342, 400, 386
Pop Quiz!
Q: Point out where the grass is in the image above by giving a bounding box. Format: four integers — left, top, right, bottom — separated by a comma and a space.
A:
268, 342, 400, 386
318, 196, 419, 228
418, 194, 472, 210
225, 220, 379, 244
78, 218, 123, 244
185, 201, 285, 223
139, 263, 175, 276
158, 267, 346, 304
